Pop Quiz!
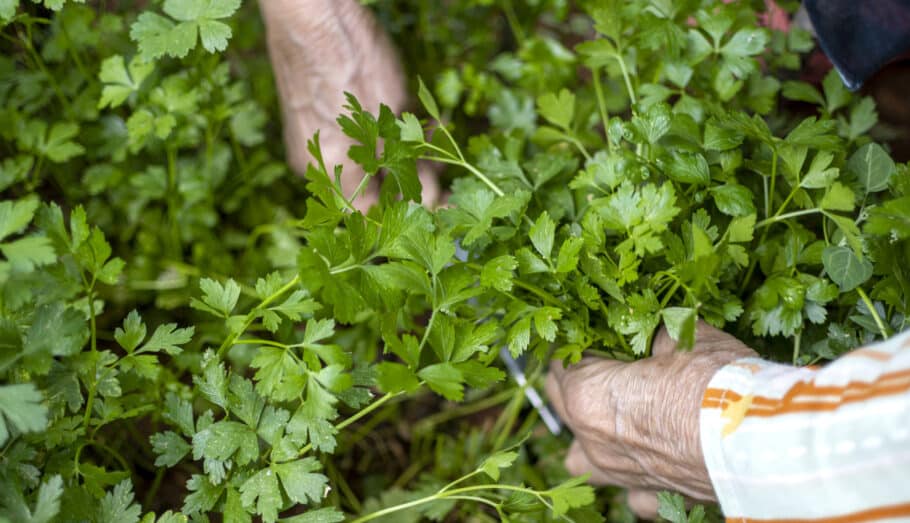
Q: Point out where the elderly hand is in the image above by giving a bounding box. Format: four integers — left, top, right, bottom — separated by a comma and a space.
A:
545, 322, 756, 516
261, 0, 438, 210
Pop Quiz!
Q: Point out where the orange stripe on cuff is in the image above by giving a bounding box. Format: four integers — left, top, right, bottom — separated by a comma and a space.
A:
725, 501, 910, 523
702, 369, 910, 416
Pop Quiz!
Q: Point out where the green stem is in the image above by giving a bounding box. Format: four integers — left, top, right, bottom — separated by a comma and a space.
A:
416, 388, 516, 431
144, 467, 166, 508
233, 339, 288, 349
659, 279, 682, 308
754, 208, 821, 229
294, 390, 405, 459
216, 275, 300, 358
82, 282, 98, 429
591, 67, 612, 148
856, 287, 890, 339
502, 0, 525, 44
767, 149, 778, 219
792, 329, 802, 365
423, 154, 505, 197
614, 52, 637, 106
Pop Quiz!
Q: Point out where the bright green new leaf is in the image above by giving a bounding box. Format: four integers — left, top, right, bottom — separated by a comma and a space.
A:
114, 310, 147, 353
820, 182, 855, 211
417, 77, 440, 120
479, 451, 518, 481
375, 362, 420, 394
98, 55, 154, 109
662, 307, 697, 350
530, 211, 555, 259
537, 89, 575, 129
192, 278, 241, 317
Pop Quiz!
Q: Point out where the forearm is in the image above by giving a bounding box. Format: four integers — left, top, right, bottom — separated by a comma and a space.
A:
700, 330, 910, 520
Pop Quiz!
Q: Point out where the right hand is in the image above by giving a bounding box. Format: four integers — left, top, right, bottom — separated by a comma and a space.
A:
545, 322, 758, 517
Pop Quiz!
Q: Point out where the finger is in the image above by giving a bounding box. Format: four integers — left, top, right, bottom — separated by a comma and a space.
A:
565, 441, 616, 485
626, 489, 661, 520
545, 370, 570, 427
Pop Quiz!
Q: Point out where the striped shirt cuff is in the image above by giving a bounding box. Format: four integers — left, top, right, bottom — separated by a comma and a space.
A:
699, 330, 910, 522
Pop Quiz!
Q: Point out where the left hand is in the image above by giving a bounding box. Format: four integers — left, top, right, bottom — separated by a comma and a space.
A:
259, 0, 408, 210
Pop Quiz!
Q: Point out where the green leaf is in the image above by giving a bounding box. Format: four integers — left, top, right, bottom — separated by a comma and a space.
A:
398, 112, 424, 142
192, 278, 241, 317
0, 197, 40, 242
239, 467, 282, 523
480, 255, 518, 292
97, 481, 142, 523
847, 143, 894, 194
140, 323, 194, 355
480, 451, 518, 481
274, 458, 328, 505
375, 362, 420, 394
820, 182, 855, 211
418, 363, 464, 401
151, 431, 191, 467
555, 237, 584, 273
98, 55, 153, 109
114, 310, 146, 353
711, 183, 755, 216
530, 211, 555, 259
865, 196, 910, 240
822, 246, 873, 292
823, 69, 851, 113
280, 508, 345, 523
417, 77, 440, 120
537, 89, 575, 129
662, 307, 697, 350
1, 235, 55, 273
0, 0, 17, 21
0, 384, 48, 445
656, 492, 687, 523
548, 477, 595, 517
727, 214, 756, 243
667, 152, 710, 185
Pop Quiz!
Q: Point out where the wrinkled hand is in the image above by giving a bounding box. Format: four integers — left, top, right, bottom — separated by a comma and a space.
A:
260, 0, 438, 210
545, 322, 756, 516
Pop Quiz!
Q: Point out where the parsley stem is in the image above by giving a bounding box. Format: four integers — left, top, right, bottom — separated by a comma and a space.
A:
754, 208, 821, 229
591, 67, 612, 147
424, 154, 505, 197
792, 329, 802, 365
216, 275, 300, 358
502, 0, 525, 45
856, 287, 891, 339
766, 149, 778, 219
296, 390, 406, 459
614, 52, 637, 106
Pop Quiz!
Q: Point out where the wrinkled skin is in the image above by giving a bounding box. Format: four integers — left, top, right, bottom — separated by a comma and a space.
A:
545, 323, 757, 518
260, 0, 439, 210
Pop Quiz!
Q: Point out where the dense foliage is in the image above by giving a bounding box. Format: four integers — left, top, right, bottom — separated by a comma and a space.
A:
1, 0, 909, 522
